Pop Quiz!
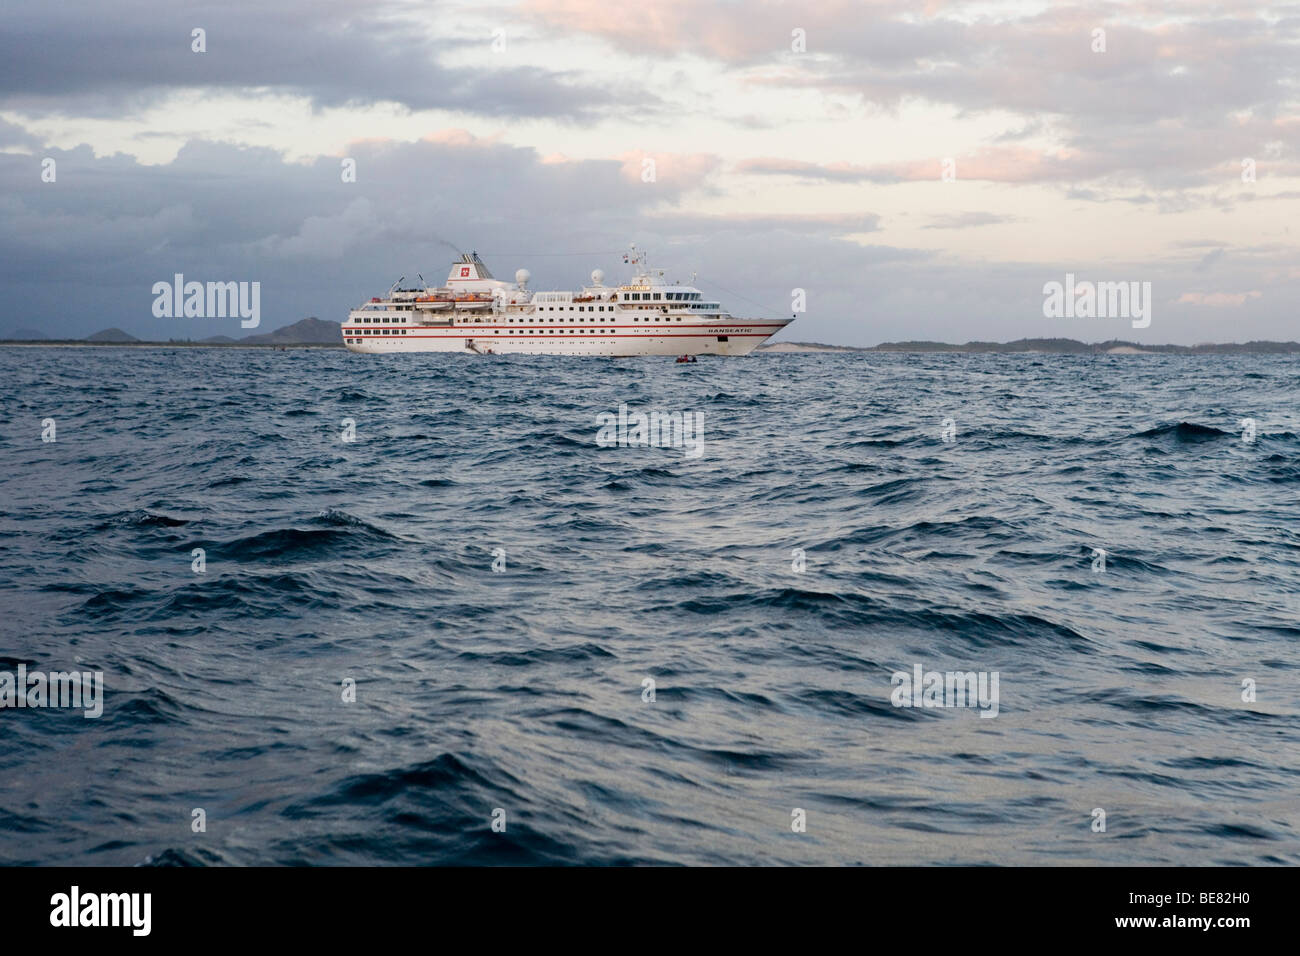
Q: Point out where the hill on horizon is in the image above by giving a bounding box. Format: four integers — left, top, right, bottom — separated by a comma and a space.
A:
4, 327, 49, 340
0, 318, 340, 345
85, 328, 140, 343
238, 317, 340, 345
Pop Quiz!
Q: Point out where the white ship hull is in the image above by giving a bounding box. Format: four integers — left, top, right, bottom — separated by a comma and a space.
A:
342, 320, 790, 356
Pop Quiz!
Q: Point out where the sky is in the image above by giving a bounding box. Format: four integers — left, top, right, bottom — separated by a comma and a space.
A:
1, 0, 1298, 345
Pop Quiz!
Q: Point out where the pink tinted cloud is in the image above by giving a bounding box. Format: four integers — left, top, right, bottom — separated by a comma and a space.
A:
421, 129, 501, 148
616, 150, 721, 186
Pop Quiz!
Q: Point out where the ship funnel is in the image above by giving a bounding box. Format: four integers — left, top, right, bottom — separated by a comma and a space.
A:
447, 252, 495, 285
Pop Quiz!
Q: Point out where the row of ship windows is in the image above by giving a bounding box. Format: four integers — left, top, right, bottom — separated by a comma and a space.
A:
350, 329, 628, 336
534, 291, 702, 302
537, 303, 719, 310
349, 329, 740, 339
353, 316, 695, 328
473, 316, 689, 323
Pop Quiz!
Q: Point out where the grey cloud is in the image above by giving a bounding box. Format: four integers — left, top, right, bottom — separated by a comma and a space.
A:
993, 121, 1044, 143
923, 212, 1018, 230
0, 0, 644, 121
1196, 247, 1225, 272
1171, 239, 1230, 249
0, 116, 41, 148
647, 211, 882, 235
734, 158, 883, 183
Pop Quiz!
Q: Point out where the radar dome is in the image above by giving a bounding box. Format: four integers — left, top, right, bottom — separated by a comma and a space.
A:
591, 269, 605, 286
515, 268, 531, 288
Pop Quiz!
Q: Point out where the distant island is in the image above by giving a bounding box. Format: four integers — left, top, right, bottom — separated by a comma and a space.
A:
0, 317, 342, 348
2, 322, 1297, 354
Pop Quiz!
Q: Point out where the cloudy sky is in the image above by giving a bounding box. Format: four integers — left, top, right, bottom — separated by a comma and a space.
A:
2, 0, 1297, 344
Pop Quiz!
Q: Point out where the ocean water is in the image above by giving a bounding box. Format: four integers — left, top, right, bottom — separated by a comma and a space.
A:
0, 346, 1297, 866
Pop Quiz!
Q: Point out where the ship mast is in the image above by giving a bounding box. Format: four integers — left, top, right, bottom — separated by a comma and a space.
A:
624, 242, 660, 285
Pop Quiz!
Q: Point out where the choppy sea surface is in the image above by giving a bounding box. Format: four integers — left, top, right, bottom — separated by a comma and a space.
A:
0, 346, 1297, 866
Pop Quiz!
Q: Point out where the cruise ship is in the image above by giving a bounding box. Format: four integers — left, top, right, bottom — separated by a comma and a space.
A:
341, 247, 793, 356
